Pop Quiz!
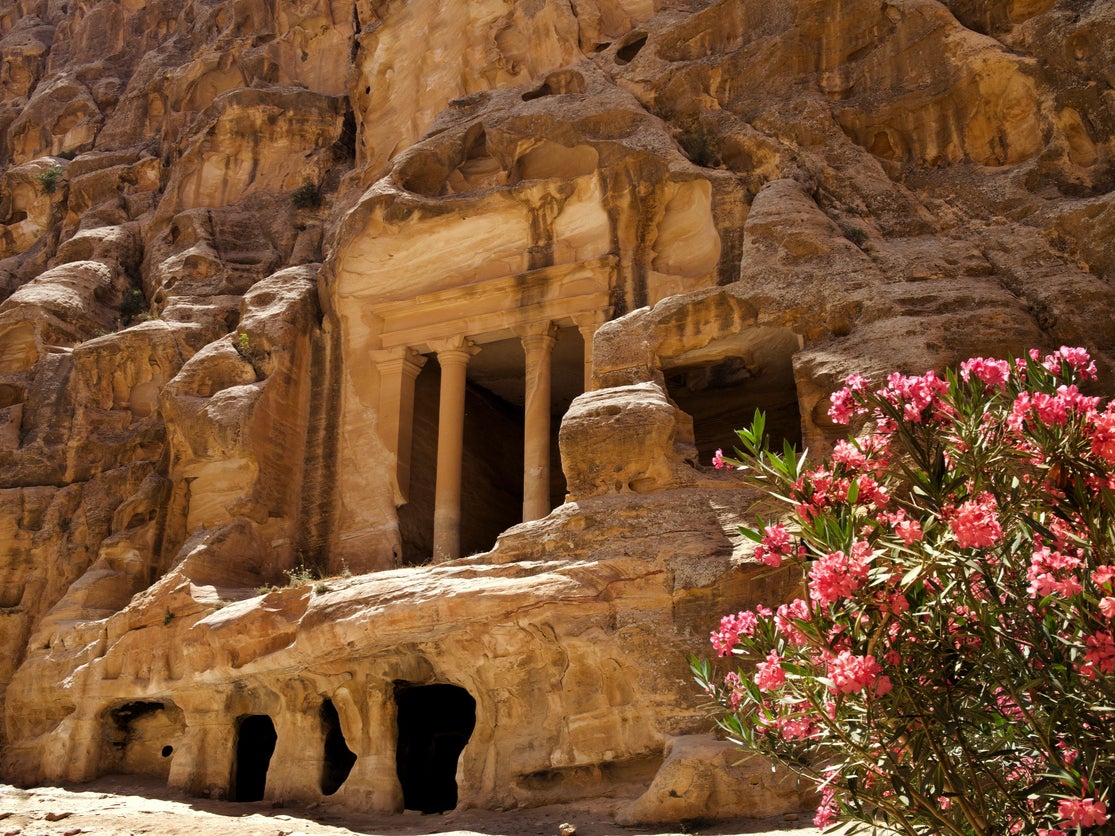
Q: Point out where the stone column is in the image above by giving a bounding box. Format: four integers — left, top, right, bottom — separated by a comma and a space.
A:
431, 337, 479, 562
574, 310, 609, 392
372, 348, 427, 505
517, 322, 559, 522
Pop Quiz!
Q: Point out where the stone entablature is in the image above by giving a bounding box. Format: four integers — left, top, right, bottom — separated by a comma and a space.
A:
360, 257, 615, 358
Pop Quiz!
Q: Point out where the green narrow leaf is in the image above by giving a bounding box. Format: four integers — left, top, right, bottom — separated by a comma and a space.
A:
738, 525, 763, 543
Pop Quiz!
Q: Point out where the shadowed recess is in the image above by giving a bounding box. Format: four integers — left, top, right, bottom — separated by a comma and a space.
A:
232, 714, 277, 802
320, 698, 357, 796
394, 683, 476, 814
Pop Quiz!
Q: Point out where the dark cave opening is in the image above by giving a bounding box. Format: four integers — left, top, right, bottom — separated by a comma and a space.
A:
231, 714, 277, 802
394, 683, 476, 814
663, 330, 803, 466
320, 698, 357, 796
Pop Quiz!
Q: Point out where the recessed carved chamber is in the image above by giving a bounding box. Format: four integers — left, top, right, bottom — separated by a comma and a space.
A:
394, 683, 476, 814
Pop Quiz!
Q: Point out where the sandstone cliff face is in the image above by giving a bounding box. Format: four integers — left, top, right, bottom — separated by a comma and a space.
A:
0, 0, 1112, 823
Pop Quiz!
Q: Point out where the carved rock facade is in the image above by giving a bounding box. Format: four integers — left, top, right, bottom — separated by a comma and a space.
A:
0, 0, 1112, 824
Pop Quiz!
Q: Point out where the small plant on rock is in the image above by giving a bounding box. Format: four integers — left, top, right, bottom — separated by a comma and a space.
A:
284, 564, 315, 587
120, 287, 146, 323
234, 331, 267, 373
678, 125, 721, 168
840, 223, 869, 249
695, 347, 1115, 834
36, 165, 64, 194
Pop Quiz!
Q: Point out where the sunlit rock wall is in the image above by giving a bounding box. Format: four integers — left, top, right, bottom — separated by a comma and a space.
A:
0, 0, 1112, 823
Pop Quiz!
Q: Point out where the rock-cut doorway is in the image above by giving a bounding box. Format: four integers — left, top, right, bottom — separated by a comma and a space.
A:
394, 683, 476, 813
231, 714, 277, 802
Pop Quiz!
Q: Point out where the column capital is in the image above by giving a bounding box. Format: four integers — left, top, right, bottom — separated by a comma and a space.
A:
371, 346, 427, 378
572, 308, 611, 332
428, 336, 480, 366
514, 321, 559, 351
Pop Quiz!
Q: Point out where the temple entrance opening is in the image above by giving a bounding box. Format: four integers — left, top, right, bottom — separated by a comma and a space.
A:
398, 326, 584, 564
664, 328, 802, 464
99, 700, 184, 778
320, 698, 357, 795
394, 682, 476, 814
231, 714, 277, 802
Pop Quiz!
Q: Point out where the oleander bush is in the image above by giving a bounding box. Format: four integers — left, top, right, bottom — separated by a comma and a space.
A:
694, 347, 1115, 835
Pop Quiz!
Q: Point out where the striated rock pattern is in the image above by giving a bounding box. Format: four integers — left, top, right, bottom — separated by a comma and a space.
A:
0, 0, 1112, 824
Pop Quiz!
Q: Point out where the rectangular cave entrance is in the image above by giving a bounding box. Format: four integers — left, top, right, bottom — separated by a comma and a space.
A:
664, 329, 802, 464
231, 714, 277, 802
398, 327, 584, 564
99, 700, 184, 779
394, 682, 476, 814
320, 698, 357, 796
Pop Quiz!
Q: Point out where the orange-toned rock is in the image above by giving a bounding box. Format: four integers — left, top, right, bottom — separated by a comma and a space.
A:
0, 0, 1113, 826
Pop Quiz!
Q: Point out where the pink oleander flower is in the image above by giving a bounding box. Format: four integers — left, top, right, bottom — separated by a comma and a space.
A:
1028, 544, 1083, 598
712, 448, 728, 469
832, 439, 867, 469
879, 370, 950, 423
1043, 346, 1098, 380
754, 651, 786, 691
1094, 565, 1115, 589
1058, 797, 1108, 829
960, 356, 1011, 389
994, 689, 1024, 721
950, 492, 1004, 549
829, 375, 870, 424
1079, 630, 1115, 680
1088, 408, 1115, 464
855, 474, 889, 507
809, 545, 871, 605
710, 610, 760, 656
813, 780, 839, 829
774, 711, 817, 741
775, 598, 810, 646
887, 593, 909, 615
1056, 740, 1080, 766
723, 671, 745, 709
1009, 392, 1033, 432
1057, 383, 1100, 413
754, 523, 793, 567
889, 510, 923, 545
827, 651, 882, 694
1030, 390, 1069, 426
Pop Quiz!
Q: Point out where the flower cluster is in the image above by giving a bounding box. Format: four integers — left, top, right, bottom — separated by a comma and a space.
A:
694, 348, 1115, 835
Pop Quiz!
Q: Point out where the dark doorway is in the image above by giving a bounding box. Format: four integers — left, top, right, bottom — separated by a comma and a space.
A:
320, 699, 357, 795
394, 683, 476, 813
232, 714, 277, 802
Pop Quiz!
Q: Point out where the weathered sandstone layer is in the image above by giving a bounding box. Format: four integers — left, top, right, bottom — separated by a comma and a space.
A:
0, 0, 1112, 823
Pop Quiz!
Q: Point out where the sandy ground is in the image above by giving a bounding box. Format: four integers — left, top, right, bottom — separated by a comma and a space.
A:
0, 776, 819, 836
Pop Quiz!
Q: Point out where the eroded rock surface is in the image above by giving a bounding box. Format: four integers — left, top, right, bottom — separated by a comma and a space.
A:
0, 0, 1112, 825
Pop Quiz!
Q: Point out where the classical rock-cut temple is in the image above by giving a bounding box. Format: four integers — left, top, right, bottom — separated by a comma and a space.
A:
0, 0, 1113, 825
